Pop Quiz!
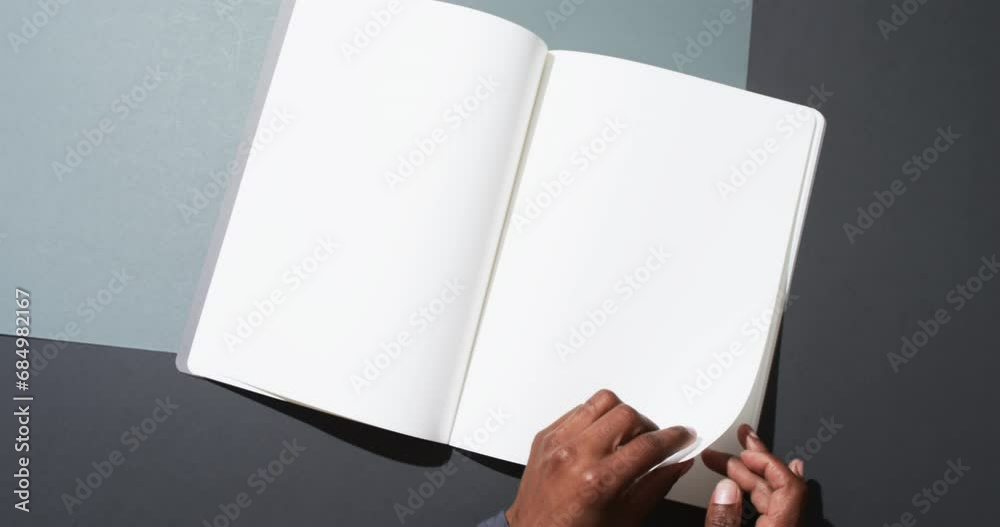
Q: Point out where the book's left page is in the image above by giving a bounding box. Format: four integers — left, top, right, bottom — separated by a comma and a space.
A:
178, 0, 548, 443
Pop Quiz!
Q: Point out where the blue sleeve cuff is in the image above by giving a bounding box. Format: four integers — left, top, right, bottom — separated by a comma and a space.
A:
477, 510, 510, 527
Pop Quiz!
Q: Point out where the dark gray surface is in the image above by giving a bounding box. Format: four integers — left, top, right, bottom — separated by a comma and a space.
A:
4, 0, 999, 525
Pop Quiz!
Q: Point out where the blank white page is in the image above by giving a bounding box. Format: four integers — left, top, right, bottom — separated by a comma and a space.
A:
181, 0, 548, 443
451, 51, 823, 483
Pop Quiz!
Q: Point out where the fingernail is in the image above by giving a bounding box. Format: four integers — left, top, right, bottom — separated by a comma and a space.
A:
660, 428, 701, 466
792, 459, 805, 478
664, 426, 697, 444
746, 428, 764, 449
712, 479, 740, 505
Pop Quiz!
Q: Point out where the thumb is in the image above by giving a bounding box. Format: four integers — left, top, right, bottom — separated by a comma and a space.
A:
705, 479, 742, 527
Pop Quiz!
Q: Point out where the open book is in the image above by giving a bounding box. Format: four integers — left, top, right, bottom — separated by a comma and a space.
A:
178, 0, 825, 507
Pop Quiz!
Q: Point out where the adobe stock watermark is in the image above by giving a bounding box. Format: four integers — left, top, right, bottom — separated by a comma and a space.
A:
717, 84, 833, 201
61, 397, 180, 515
887, 253, 998, 373
384, 75, 499, 192
671, 1, 749, 73
178, 108, 295, 224
782, 416, 845, 465
201, 439, 306, 527
6, 0, 74, 54
341, 0, 406, 63
51, 64, 170, 182
543, 0, 592, 32
223, 237, 339, 352
214, 0, 249, 71
883, 458, 970, 527
393, 408, 509, 524
683, 294, 798, 404
510, 117, 628, 232
213, 0, 245, 18
30, 267, 135, 377
351, 280, 466, 394
76, 268, 135, 324
878, 0, 932, 42
557, 246, 671, 361
843, 126, 960, 244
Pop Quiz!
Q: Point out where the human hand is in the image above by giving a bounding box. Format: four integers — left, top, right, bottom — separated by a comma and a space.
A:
505, 389, 697, 527
701, 425, 807, 527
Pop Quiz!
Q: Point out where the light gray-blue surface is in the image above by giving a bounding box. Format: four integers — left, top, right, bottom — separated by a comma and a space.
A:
0, 0, 752, 352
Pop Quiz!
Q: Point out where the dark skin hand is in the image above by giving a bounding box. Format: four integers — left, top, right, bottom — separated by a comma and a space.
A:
701, 425, 808, 527
505, 390, 807, 527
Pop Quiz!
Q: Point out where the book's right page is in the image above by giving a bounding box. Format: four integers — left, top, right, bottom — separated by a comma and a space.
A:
450, 51, 824, 504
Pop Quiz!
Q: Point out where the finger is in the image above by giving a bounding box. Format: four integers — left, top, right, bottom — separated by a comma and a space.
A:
550, 389, 622, 442
737, 424, 768, 453
701, 450, 772, 513
741, 451, 800, 489
539, 404, 582, 436
579, 403, 655, 454
620, 412, 659, 446
623, 459, 693, 516
736, 424, 752, 450
606, 425, 695, 483
530, 405, 581, 455
702, 450, 766, 489
704, 479, 742, 527
789, 459, 805, 479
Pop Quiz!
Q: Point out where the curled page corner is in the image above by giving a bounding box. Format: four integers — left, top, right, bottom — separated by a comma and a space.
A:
658, 434, 705, 467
